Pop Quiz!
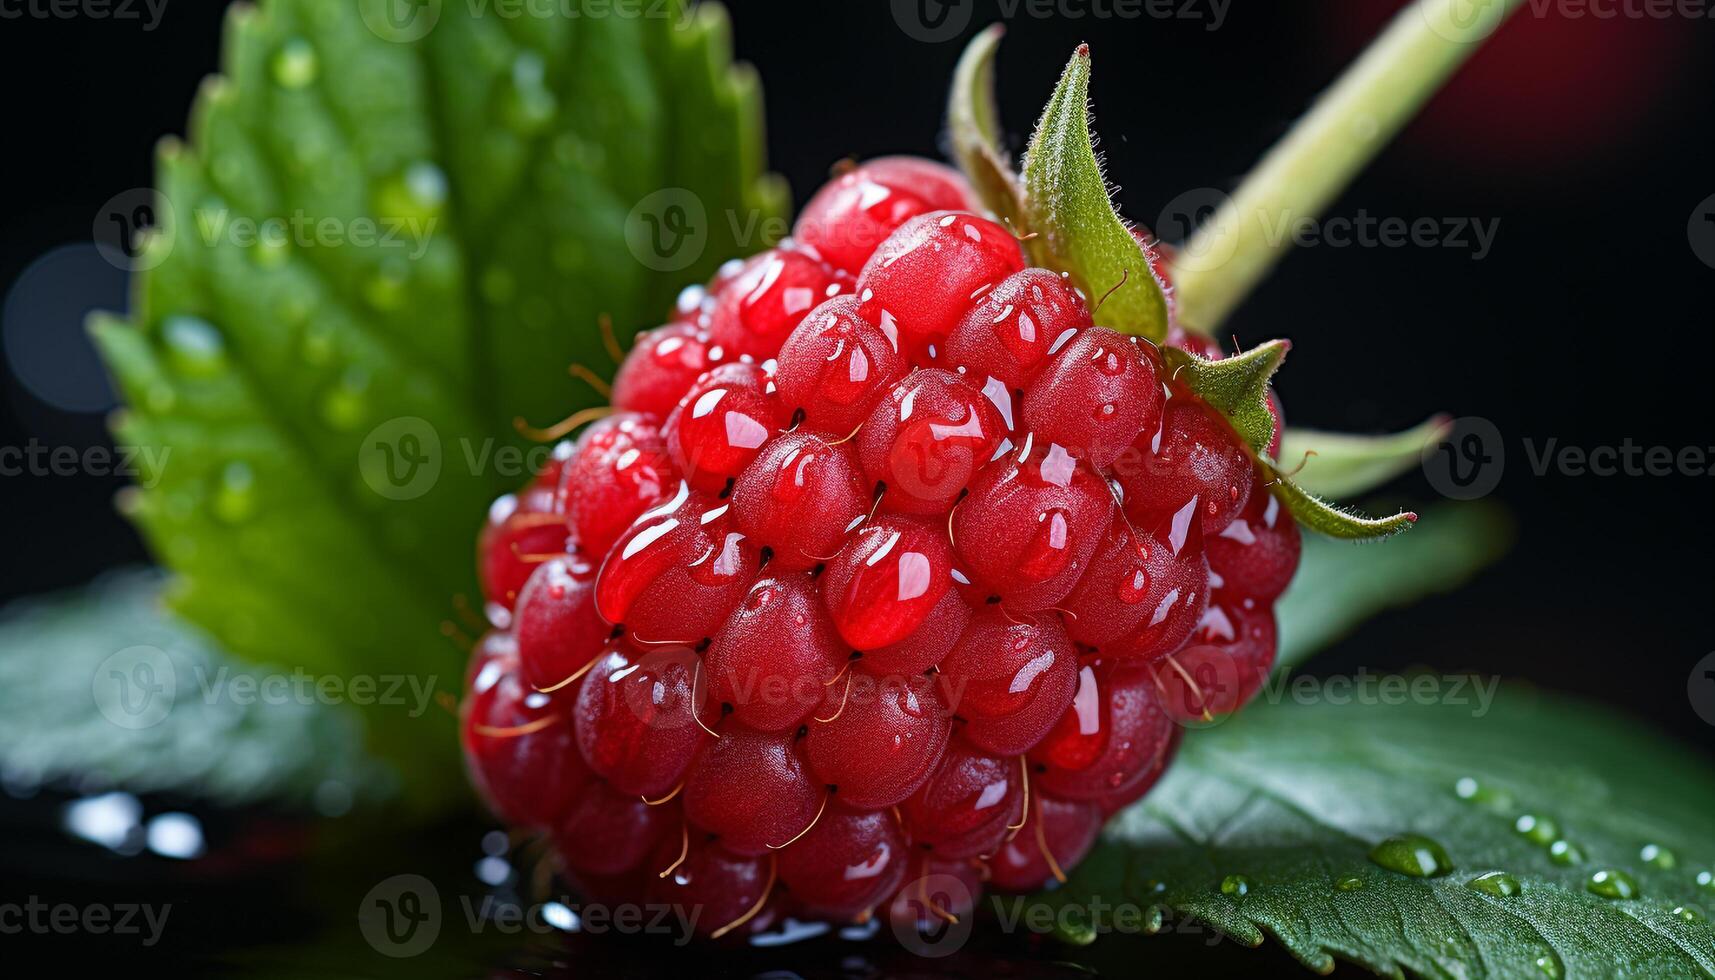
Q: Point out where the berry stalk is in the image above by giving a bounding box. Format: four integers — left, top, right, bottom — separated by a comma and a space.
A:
1172, 0, 1525, 333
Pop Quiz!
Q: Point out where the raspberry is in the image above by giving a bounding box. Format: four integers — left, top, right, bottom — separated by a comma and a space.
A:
462, 156, 1301, 936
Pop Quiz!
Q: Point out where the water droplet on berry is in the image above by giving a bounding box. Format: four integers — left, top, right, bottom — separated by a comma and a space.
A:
1368, 835, 1453, 877
1586, 868, 1640, 900
162, 316, 225, 376
271, 38, 319, 89
1466, 871, 1520, 898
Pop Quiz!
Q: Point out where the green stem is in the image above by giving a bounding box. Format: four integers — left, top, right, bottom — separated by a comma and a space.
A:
1173, 0, 1523, 333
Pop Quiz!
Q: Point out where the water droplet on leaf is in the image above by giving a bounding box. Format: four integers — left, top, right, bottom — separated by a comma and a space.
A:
1369, 835, 1453, 878
1467, 871, 1520, 898
1586, 869, 1640, 900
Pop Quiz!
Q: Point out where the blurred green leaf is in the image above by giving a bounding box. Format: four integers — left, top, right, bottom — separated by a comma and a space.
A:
1032, 686, 1715, 977
1276, 502, 1511, 668
91, 0, 784, 806
0, 571, 385, 808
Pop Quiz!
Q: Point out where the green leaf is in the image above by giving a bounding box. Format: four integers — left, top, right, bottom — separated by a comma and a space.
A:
1164, 342, 1289, 455
0, 571, 387, 808
1030, 687, 1715, 978
1280, 418, 1453, 499
948, 25, 1026, 230
91, 0, 784, 806
1021, 45, 1170, 341
1263, 460, 1418, 541
1277, 502, 1512, 669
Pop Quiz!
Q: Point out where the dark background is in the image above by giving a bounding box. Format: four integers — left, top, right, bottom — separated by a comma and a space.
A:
0, 0, 1710, 974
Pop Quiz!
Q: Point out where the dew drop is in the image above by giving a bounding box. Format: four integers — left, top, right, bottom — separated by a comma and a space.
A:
1535, 953, 1564, 979
1585, 868, 1639, 900
1696, 870, 1714, 894
271, 38, 319, 89
213, 461, 258, 525
162, 315, 226, 376
1452, 776, 1514, 811
1466, 871, 1521, 898
320, 370, 370, 431
1368, 835, 1453, 878
1672, 905, 1705, 924
373, 161, 448, 225
503, 53, 558, 133
1334, 876, 1365, 892
1547, 840, 1585, 866
1219, 874, 1250, 898
1639, 844, 1676, 870
1513, 814, 1559, 846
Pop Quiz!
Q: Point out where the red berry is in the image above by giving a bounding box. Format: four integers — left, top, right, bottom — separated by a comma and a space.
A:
1117, 393, 1255, 535
1154, 597, 1278, 720
777, 805, 908, 918
794, 157, 974, 274
683, 724, 824, 856
820, 514, 954, 650
938, 608, 1079, 757
706, 245, 853, 359
952, 440, 1114, 610
560, 413, 675, 559
901, 739, 1022, 859
1030, 660, 1176, 803
612, 323, 723, 419
857, 211, 1025, 362
985, 796, 1102, 892
730, 431, 869, 573
1022, 327, 1166, 469
461, 635, 589, 829
888, 855, 984, 930
663, 361, 782, 494
1061, 506, 1209, 660
573, 644, 711, 798
706, 575, 847, 731
945, 268, 1092, 389
805, 672, 950, 809
1206, 478, 1300, 602
478, 492, 572, 611
594, 483, 759, 644
556, 780, 673, 876
859, 589, 970, 678
857, 369, 1007, 515
514, 552, 609, 692
645, 835, 773, 939
774, 295, 908, 436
